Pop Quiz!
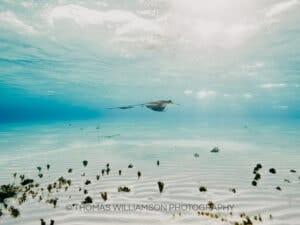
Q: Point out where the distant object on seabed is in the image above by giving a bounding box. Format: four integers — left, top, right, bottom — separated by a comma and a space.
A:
211, 147, 220, 153
269, 168, 276, 174
101, 134, 120, 139
107, 100, 178, 112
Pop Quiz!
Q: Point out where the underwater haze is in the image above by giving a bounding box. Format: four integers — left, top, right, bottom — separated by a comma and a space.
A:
0, 0, 300, 123
1, 1, 300, 225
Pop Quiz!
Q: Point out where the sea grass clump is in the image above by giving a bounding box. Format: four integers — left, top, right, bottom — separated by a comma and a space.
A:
19, 175, 25, 181
254, 173, 261, 180
47, 198, 58, 208
158, 181, 164, 193
118, 186, 131, 192
230, 188, 236, 193
207, 201, 214, 210
101, 192, 107, 201
106, 168, 110, 175
8, 206, 20, 218
0, 184, 19, 203
21, 179, 34, 186
57, 176, 71, 188
242, 217, 253, 225
82, 160, 88, 167
82, 196, 93, 204
85, 180, 91, 185
276, 186, 282, 191
47, 184, 53, 193
199, 186, 207, 192
257, 163, 262, 169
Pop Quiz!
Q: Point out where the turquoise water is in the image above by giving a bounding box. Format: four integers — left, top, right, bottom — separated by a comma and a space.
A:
1, 0, 300, 124
1, 2, 300, 225
0, 0, 300, 165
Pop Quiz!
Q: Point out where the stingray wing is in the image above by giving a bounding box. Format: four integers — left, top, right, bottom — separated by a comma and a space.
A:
106, 104, 143, 110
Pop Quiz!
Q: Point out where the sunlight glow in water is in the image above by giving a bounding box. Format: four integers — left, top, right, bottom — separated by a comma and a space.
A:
0, 0, 300, 122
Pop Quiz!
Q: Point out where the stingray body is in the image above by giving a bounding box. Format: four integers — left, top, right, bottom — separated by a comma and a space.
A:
107, 100, 175, 112
143, 100, 172, 112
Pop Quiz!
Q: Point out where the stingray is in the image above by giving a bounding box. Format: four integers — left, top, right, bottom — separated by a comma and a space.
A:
107, 100, 177, 112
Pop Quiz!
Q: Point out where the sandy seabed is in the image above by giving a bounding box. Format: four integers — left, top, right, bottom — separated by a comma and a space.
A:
0, 123, 299, 225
